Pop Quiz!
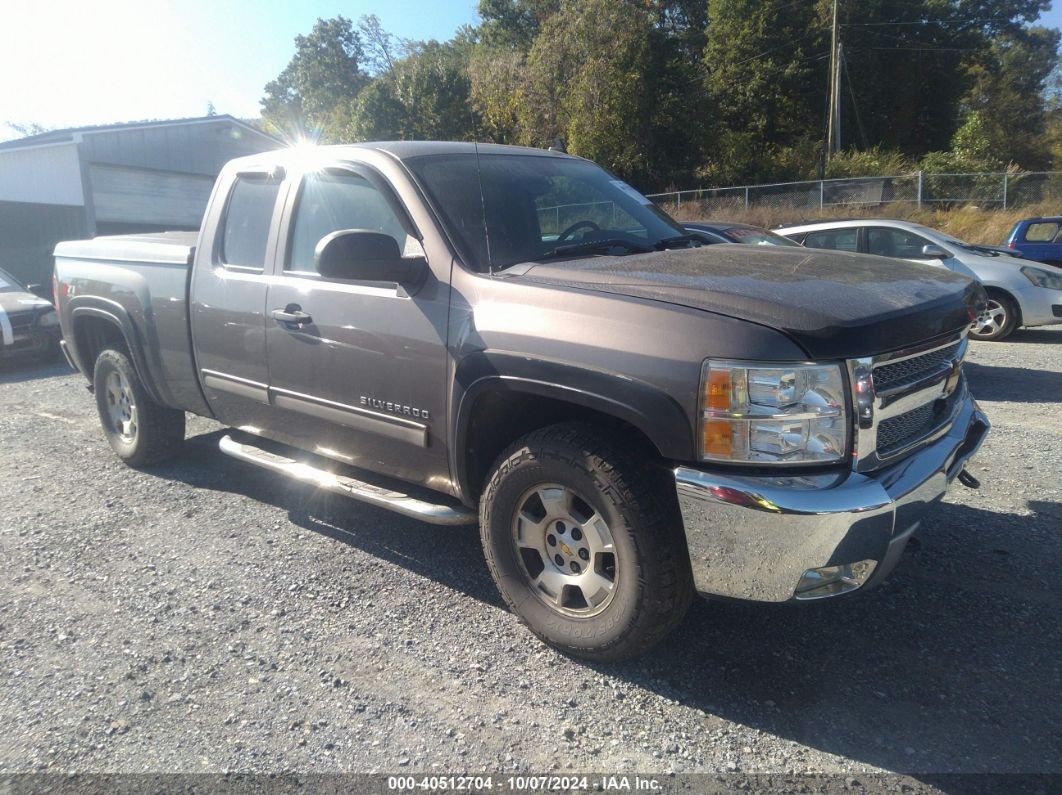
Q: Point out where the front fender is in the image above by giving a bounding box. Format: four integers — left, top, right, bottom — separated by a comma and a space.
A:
451, 351, 694, 501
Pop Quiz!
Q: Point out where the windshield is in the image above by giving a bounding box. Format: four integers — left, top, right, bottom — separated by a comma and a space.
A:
721, 226, 800, 246
405, 153, 686, 271
916, 225, 980, 252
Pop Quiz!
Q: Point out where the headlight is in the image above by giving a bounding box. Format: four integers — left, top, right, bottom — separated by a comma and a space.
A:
36, 310, 59, 327
699, 360, 848, 464
1020, 265, 1062, 290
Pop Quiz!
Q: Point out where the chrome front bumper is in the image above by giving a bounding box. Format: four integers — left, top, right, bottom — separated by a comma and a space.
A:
674, 395, 990, 602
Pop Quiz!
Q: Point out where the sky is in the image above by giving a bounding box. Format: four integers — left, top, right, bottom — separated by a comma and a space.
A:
1, 1, 1059, 142
0, 0, 480, 140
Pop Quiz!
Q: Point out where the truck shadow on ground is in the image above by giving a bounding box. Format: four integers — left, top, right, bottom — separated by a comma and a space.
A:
149, 430, 1062, 781
0, 357, 74, 384
621, 497, 1062, 780
964, 362, 1060, 403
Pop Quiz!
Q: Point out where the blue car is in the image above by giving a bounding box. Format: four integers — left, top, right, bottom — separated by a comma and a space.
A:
1004, 216, 1062, 266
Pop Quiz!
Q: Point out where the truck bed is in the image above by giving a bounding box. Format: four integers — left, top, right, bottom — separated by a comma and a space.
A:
54, 231, 198, 266
54, 230, 210, 416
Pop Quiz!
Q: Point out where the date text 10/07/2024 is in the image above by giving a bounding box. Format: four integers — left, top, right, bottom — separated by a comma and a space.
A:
387, 776, 663, 792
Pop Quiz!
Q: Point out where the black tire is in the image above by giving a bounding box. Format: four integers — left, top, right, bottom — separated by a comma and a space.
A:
479, 422, 694, 662
970, 290, 1019, 341
93, 347, 185, 467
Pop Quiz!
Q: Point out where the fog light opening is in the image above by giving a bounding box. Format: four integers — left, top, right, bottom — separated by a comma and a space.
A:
794, 560, 877, 600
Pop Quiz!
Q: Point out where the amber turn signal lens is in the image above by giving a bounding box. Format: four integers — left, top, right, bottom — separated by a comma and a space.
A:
705, 369, 731, 412
702, 419, 733, 457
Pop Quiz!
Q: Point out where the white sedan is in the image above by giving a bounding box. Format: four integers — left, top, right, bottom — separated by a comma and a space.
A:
776, 218, 1062, 340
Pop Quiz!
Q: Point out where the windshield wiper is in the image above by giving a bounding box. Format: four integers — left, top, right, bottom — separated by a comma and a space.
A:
538, 238, 654, 259
654, 234, 703, 250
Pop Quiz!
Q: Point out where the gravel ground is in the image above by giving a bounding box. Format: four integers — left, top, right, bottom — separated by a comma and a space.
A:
0, 329, 1059, 784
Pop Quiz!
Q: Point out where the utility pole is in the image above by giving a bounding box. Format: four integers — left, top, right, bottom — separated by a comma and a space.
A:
825, 0, 840, 160
833, 41, 843, 153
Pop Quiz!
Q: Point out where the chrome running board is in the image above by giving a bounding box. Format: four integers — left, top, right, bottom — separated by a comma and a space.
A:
218, 434, 477, 526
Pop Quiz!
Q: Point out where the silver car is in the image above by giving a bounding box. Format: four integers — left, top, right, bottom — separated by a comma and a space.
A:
776, 218, 1062, 340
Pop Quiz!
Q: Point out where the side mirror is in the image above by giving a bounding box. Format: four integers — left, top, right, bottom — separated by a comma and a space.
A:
26, 283, 50, 300
315, 229, 426, 284
921, 243, 949, 259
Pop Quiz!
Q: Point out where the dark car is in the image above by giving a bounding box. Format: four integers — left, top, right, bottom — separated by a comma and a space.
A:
684, 221, 801, 247
0, 267, 61, 362
1004, 216, 1062, 266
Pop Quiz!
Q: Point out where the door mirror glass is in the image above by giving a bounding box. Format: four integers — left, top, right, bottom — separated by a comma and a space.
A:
315, 229, 425, 284
921, 243, 949, 259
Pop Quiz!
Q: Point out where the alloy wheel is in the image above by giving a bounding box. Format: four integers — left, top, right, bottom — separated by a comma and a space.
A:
511, 484, 618, 616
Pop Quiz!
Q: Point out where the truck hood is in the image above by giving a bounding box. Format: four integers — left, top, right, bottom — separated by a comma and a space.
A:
508, 245, 982, 359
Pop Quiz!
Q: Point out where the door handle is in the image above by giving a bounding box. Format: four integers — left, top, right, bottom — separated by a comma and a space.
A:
271, 305, 313, 326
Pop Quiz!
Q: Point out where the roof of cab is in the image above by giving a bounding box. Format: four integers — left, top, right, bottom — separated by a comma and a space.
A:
224, 141, 575, 172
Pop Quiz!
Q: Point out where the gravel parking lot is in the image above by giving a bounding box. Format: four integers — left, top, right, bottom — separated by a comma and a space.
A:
1, 330, 1059, 787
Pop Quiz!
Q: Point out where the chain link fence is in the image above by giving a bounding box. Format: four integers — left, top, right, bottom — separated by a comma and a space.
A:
647, 171, 1062, 216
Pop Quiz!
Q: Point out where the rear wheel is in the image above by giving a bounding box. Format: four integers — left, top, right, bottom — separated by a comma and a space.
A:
970, 291, 1018, 341
93, 348, 185, 466
479, 423, 693, 662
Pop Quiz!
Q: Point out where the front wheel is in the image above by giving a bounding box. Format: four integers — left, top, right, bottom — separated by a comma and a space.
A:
970, 291, 1018, 341
93, 348, 185, 467
479, 423, 693, 662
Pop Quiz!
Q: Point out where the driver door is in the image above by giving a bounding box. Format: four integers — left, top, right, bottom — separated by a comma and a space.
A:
262, 165, 451, 489
865, 227, 946, 269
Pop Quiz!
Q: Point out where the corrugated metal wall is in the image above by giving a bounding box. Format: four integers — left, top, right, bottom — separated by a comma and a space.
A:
90, 165, 215, 227
0, 200, 87, 285
81, 120, 279, 176
0, 119, 279, 285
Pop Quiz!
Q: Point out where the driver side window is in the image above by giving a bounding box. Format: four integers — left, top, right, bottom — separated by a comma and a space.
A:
287, 170, 418, 274
867, 227, 931, 259
803, 228, 858, 252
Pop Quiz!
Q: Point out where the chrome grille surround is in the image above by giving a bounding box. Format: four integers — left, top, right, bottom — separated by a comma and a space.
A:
847, 332, 968, 472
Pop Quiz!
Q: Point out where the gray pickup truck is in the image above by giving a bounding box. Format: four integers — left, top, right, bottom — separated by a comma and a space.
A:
54, 142, 989, 661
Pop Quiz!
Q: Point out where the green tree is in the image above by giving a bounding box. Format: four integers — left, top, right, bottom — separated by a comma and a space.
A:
702, 0, 828, 183
477, 0, 559, 50
261, 16, 368, 139
960, 26, 1060, 168
342, 38, 478, 142
525, 0, 655, 180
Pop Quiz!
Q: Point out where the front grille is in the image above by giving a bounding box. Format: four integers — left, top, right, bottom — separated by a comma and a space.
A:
872, 340, 962, 392
876, 398, 953, 457
851, 333, 968, 471
7, 311, 34, 332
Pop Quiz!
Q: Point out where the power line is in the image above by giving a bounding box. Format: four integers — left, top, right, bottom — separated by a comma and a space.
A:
852, 45, 981, 52
726, 28, 826, 69
842, 17, 1017, 27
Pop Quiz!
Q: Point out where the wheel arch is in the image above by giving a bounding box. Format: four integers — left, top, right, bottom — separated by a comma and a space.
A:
452, 353, 694, 504
68, 301, 166, 405
982, 285, 1024, 328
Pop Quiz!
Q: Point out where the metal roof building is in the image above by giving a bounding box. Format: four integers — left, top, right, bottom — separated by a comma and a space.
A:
0, 115, 280, 285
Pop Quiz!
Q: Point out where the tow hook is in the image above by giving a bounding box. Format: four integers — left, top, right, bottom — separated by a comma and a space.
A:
957, 469, 980, 489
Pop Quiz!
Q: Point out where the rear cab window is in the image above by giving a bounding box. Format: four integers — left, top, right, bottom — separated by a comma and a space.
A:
220, 174, 283, 270
1023, 221, 1061, 243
